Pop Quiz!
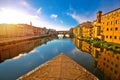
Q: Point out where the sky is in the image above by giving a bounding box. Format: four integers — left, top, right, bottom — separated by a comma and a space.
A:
0, 0, 120, 31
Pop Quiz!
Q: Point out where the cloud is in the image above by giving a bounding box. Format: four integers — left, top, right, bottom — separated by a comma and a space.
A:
50, 14, 58, 19
20, 0, 30, 8
36, 7, 42, 14
0, 8, 30, 24
67, 12, 93, 23
67, 6, 95, 24
0, 0, 69, 31
12, 53, 27, 60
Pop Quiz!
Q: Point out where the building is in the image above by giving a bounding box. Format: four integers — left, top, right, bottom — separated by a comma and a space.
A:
97, 49, 120, 80
72, 26, 78, 37
69, 28, 73, 34
91, 11, 102, 40
33, 26, 41, 36
100, 8, 120, 44
18, 24, 34, 36
47, 29, 56, 35
40, 27, 47, 35
0, 23, 42, 38
80, 21, 93, 39
72, 21, 93, 39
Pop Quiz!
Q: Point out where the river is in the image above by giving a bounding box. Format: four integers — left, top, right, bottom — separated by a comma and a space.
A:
0, 37, 120, 80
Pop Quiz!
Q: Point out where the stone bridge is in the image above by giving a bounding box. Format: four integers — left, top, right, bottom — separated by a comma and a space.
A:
56, 31, 69, 35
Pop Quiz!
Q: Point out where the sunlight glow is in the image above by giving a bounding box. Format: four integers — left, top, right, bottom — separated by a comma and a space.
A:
0, 8, 31, 24
0, 8, 69, 30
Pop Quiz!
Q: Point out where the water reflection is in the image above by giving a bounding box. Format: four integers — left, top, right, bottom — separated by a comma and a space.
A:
58, 34, 64, 39
0, 37, 52, 63
0, 38, 94, 80
72, 38, 120, 80
1, 38, 119, 80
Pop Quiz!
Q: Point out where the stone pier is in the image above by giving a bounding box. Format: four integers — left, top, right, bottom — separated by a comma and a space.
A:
17, 53, 99, 80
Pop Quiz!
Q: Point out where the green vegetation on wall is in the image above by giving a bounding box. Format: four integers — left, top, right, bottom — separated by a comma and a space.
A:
79, 38, 120, 53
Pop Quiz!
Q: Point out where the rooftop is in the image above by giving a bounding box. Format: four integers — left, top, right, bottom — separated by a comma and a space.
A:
102, 8, 120, 16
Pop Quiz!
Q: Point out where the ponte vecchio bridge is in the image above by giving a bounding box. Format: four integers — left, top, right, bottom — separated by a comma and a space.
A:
56, 31, 69, 34
56, 31, 70, 38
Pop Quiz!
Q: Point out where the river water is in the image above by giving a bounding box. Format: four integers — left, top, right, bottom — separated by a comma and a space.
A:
0, 37, 120, 80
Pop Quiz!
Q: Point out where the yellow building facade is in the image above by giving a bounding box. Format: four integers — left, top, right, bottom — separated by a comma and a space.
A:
71, 8, 120, 44
97, 49, 120, 80
72, 21, 93, 39
81, 22, 93, 39
92, 11, 102, 40
92, 22, 101, 40
72, 26, 78, 37
101, 8, 120, 44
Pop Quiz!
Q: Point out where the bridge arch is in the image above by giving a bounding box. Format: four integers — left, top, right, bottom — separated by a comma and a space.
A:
56, 31, 70, 38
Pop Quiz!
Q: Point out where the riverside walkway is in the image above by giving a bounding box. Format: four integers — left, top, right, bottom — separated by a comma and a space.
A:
17, 53, 99, 80
0, 35, 49, 45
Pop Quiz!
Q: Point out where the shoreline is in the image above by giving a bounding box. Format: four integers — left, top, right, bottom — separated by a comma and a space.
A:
0, 35, 50, 46
77, 37, 120, 53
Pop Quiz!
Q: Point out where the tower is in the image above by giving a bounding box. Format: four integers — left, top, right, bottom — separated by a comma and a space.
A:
30, 21, 32, 26
96, 11, 102, 23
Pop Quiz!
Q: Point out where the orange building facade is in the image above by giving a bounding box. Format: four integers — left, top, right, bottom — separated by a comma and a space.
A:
97, 49, 120, 80
72, 21, 93, 39
0, 24, 45, 38
100, 8, 120, 44
72, 38, 120, 80
72, 8, 120, 44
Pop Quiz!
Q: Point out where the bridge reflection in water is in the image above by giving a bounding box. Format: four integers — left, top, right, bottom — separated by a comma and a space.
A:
72, 38, 120, 80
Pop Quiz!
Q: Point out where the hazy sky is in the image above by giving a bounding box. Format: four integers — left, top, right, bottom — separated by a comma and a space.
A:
0, 0, 120, 30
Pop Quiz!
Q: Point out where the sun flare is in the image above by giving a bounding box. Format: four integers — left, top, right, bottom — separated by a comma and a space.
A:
0, 8, 30, 24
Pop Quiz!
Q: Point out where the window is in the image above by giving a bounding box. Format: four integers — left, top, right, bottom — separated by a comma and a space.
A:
107, 28, 109, 31
115, 64, 118, 68
106, 36, 108, 38
97, 26, 101, 35
107, 22, 109, 25
111, 62, 114, 65
114, 70, 118, 74
110, 36, 112, 39
116, 20, 119, 24
111, 21, 113, 25
110, 28, 112, 31
110, 67, 113, 71
115, 27, 118, 31
104, 58, 106, 60
114, 36, 117, 39
116, 56, 119, 60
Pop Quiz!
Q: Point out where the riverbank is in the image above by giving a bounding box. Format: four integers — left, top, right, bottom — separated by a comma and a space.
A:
0, 35, 51, 46
17, 53, 99, 80
78, 38, 120, 53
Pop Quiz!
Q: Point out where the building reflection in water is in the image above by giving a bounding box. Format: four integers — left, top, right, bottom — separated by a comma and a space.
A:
0, 37, 52, 63
72, 38, 120, 80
